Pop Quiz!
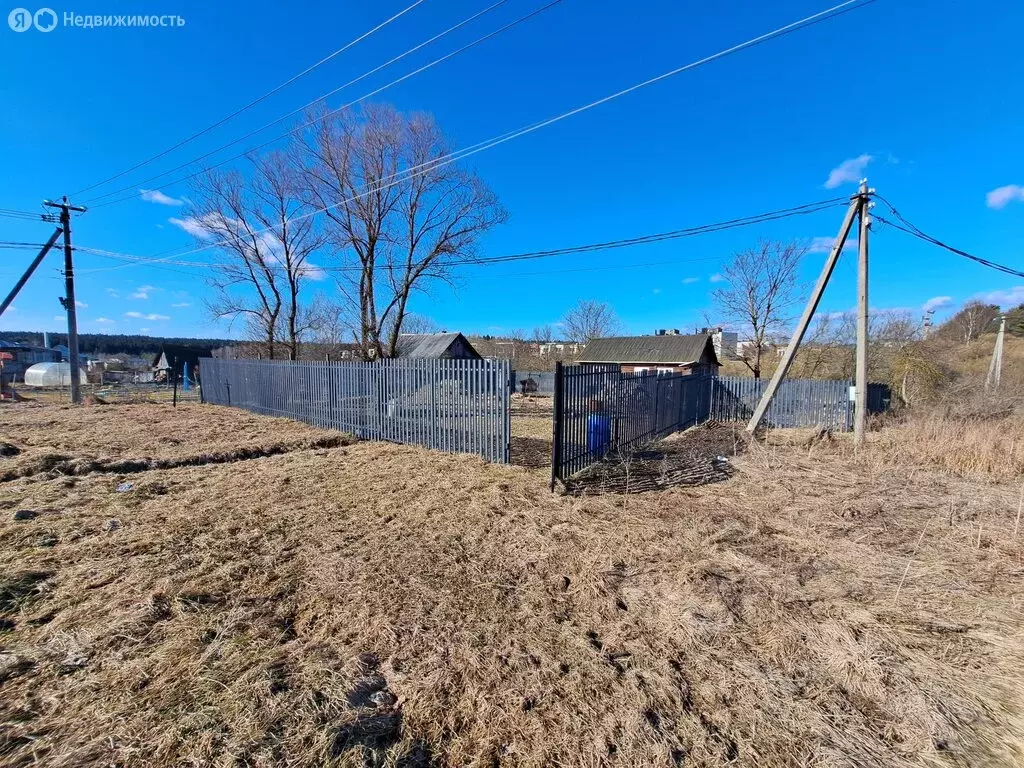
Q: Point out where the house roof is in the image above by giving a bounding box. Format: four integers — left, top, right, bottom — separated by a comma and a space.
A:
152, 344, 216, 370
578, 334, 720, 365
394, 332, 479, 359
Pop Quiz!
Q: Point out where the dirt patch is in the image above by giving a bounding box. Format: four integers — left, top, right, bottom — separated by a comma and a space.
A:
566, 422, 745, 494
0, 401, 353, 481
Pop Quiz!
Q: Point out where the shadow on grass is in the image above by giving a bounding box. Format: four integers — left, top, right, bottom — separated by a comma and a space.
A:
510, 436, 551, 469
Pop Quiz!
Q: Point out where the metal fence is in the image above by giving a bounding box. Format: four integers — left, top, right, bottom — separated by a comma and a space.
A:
711, 376, 890, 430
550, 364, 713, 487
200, 357, 511, 463
510, 370, 556, 395
549, 366, 893, 485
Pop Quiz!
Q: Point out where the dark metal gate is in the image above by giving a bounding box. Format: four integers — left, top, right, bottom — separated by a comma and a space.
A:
549, 363, 712, 489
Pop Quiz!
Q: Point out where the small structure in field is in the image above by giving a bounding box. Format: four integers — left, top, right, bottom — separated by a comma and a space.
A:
153, 345, 212, 384
578, 331, 721, 376
0, 341, 61, 382
23, 362, 88, 387
393, 332, 481, 360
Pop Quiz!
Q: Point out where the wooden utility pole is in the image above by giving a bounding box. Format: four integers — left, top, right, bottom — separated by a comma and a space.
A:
986, 315, 1006, 391
745, 192, 862, 434
854, 180, 871, 447
43, 197, 87, 404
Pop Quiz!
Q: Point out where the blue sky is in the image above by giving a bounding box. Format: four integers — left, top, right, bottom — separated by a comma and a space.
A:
1, 0, 1022, 341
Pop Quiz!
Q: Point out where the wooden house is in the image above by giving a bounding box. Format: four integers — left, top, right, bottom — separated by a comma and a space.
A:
578, 332, 721, 376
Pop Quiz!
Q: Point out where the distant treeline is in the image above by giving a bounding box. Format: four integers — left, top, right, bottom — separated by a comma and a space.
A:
0, 331, 235, 356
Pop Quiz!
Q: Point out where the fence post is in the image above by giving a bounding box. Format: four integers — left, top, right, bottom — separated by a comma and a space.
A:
550, 361, 564, 492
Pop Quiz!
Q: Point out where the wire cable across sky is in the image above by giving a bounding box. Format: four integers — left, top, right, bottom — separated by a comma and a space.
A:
78, 0, 876, 272
84, 0, 561, 208
76, 197, 848, 277
72, 0, 431, 197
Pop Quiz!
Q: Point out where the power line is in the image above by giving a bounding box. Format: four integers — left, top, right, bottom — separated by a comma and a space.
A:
75, 197, 846, 275
0, 241, 54, 248
79, 0, 874, 272
874, 196, 1024, 279
86, 0, 557, 208
0, 208, 58, 222
72, 0, 430, 197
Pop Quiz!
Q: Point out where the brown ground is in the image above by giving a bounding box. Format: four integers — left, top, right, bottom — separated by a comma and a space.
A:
1, 402, 1022, 767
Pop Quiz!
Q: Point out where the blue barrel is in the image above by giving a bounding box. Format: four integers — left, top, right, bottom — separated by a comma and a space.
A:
587, 413, 611, 456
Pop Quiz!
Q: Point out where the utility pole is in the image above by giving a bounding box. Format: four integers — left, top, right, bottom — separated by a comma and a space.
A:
43, 197, 87, 404
854, 180, 871, 448
986, 315, 1006, 391
745, 191, 861, 434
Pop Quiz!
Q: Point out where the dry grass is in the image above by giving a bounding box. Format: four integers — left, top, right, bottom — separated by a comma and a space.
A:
1, 403, 1023, 767
864, 410, 1024, 478
0, 402, 350, 481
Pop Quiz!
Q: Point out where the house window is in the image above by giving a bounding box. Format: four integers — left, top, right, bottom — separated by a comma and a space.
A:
633, 367, 649, 374
656, 367, 674, 374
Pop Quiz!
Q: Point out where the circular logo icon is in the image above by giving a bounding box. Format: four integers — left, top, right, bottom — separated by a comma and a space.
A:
34, 7, 57, 31
8, 7, 33, 31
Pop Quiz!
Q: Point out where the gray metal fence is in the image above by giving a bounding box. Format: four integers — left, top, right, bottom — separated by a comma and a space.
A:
200, 357, 511, 463
711, 376, 889, 430
510, 370, 556, 395
550, 364, 713, 486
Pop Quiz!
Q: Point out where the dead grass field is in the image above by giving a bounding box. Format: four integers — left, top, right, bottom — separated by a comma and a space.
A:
1, 402, 1023, 767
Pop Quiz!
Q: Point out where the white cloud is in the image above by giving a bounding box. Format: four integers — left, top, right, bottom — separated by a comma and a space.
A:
974, 286, 1024, 309
709, 273, 726, 283
299, 262, 327, 281
652, 288, 662, 295
139, 327, 150, 333
171, 215, 285, 261
52, 315, 63, 322
825, 154, 873, 189
124, 311, 169, 321
921, 295, 952, 313
131, 284, 156, 300
808, 236, 858, 254
75, 300, 88, 309
95, 317, 115, 324
124, 311, 143, 319
171, 302, 191, 308
169, 216, 217, 239
146, 313, 170, 321
140, 189, 184, 206
986, 185, 1024, 210
681, 277, 700, 285
106, 288, 119, 298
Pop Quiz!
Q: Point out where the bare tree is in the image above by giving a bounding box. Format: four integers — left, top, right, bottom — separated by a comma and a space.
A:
393, 312, 440, 336
531, 324, 554, 343
712, 240, 806, 378
942, 300, 1000, 345
301, 104, 506, 359
188, 152, 325, 360
563, 300, 621, 343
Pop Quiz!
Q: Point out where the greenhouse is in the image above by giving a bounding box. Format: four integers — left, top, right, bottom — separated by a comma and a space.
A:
23, 362, 88, 387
